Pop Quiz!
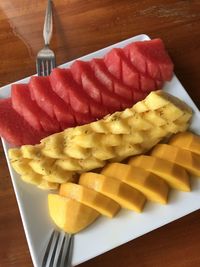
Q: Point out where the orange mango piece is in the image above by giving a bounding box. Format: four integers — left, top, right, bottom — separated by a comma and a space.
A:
169, 131, 200, 155
60, 183, 120, 218
79, 172, 146, 212
48, 194, 99, 234
129, 155, 190, 192
151, 143, 200, 177
101, 163, 169, 204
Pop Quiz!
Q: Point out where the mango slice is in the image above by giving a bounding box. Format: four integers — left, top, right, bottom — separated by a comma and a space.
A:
59, 183, 120, 218
129, 155, 190, 191
169, 132, 200, 155
48, 194, 100, 234
79, 172, 146, 212
101, 163, 169, 204
151, 144, 200, 177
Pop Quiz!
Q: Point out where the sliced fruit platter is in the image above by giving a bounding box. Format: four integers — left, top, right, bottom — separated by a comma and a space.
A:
1, 34, 200, 266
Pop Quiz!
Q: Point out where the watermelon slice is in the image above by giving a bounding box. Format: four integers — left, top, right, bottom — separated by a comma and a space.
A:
90, 58, 133, 103
71, 60, 124, 112
50, 68, 108, 118
124, 39, 174, 81
11, 84, 60, 133
0, 99, 46, 145
104, 48, 140, 89
29, 76, 76, 128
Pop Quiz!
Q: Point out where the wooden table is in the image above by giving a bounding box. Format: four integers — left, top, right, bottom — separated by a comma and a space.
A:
0, 1, 200, 266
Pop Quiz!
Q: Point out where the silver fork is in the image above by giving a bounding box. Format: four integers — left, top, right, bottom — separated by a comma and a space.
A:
37, 1, 73, 266
36, 0, 56, 76
42, 230, 74, 267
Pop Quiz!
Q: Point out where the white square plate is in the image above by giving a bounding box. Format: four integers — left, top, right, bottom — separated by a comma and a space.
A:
1, 34, 200, 267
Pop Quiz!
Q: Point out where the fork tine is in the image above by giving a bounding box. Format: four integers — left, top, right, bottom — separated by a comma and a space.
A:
47, 59, 52, 76
60, 234, 74, 267
36, 59, 42, 76
51, 57, 56, 70
52, 232, 65, 266
48, 232, 60, 267
42, 230, 56, 267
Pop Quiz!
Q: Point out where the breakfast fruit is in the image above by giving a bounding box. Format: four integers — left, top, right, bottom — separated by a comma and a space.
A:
124, 38, 174, 81
1, 39, 174, 146
79, 172, 146, 212
59, 183, 120, 218
12, 84, 60, 133
129, 155, 190, 191
101, 163, 169, 204
0, 99, 45, 146
9, 91, 192, 183
151, 144, 200, 176
169, 132, 200, 155
48, 194, 100, 234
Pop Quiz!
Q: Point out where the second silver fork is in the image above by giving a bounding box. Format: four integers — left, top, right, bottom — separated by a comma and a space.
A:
36, 0, 56, 76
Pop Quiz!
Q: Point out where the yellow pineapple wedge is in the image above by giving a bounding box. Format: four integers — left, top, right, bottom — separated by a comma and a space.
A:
101, 163, 169, 204
151, 144, 200, 177
79, 172, 146, 212
48, 194, 100, 234
59, 183, 120, 218
129, 155, 190, 192
11, 158, 32, 175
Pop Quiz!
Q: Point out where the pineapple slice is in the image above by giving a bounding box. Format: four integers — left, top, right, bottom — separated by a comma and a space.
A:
132, 101, 149, 113
142, 111, 167, 126
42, 133, 66, 159
64, 144, 90, 159
105, 113, 130, 134
122, 132, 144, 144
21, 171, 42, 185
56, 158, 82, 171
29, 158, 56, 176
90, 120, 108, 133
78, 157, 105, 171
128, 113, 153, 130
114, 144, 143, 160
38, 180, 59, 190
11, 158, 32, 175
92, 146, 116, 160
71, 133, 101, 148
8, 148, 23, 159
100, 134, 122, 146
21, 144, 43, 159
43, 164, 75, 184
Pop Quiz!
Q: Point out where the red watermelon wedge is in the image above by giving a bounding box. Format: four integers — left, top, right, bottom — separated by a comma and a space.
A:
29, 76, 76, 129
0, 99, 46, 145
50, 68, 108, 118
11, 84, 60, 133
90, 58, 133, 104
124, 39, 174, 81
71, 60, 122, 112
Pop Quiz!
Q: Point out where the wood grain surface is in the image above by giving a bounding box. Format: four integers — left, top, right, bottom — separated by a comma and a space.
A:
0, 1, 200, 266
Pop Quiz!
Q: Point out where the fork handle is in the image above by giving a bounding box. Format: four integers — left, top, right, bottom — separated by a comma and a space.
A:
43, 0, 53, 46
